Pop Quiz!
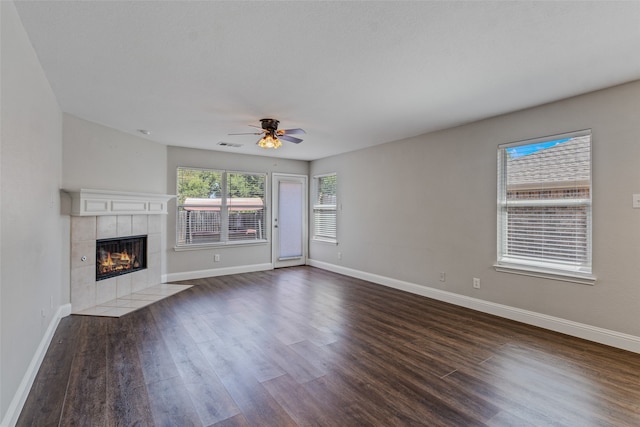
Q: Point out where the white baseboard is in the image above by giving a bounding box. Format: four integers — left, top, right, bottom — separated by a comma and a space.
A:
164, 263, 273, 283
1, 303, 72, 427
308, 259, 640, 354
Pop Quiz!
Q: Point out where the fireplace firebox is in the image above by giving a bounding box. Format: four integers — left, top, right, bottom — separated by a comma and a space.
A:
96, 235, 147, 281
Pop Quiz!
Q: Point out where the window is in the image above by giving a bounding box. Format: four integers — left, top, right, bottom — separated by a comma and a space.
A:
176, 167, 266, 246
313, 173, 337, 243
496, 130, 593, 283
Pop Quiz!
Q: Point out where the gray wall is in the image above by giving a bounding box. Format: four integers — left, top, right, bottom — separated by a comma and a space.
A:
310, 80, 640, 337
63, 114, 167, 194
1, 2, 66, 421
166, 146, 308, 277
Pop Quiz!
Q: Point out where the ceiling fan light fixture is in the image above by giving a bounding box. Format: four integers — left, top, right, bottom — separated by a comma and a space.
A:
258, 132, 282, 149
230, 118, 304, 148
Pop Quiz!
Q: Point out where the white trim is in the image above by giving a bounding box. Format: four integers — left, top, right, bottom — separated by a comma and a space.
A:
312, 237, 338, 245
307, 259, 640, 354
163, 263, 273, 282
494, 263, 596, 285
500, 198, 590, 207
63, 189, 175, 216
497, 128, 592, 150
1, 304, 72, 427
173, 240, 269, 251
312, 172, 337, 180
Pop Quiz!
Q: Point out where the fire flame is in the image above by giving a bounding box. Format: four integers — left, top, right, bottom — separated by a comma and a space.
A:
100, 251, 132, 273
99, 252, 114, 273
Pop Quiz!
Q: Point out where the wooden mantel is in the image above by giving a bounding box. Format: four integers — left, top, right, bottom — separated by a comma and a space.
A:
64, 189, 175, 216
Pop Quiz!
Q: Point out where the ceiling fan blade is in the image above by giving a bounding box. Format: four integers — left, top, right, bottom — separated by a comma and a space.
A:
279, 134, 303, 144
228, 131, 263, 135
277, 128, 306, 135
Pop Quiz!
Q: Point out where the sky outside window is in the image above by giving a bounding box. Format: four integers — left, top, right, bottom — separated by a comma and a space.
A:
507, 138, 570, 158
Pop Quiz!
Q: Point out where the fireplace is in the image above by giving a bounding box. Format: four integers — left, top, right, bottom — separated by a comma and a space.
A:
96, 235, 147, 281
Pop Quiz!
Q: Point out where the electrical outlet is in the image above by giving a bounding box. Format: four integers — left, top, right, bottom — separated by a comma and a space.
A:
338, 252, 342, 260
633, 194, 640, 208
440, 272, 446, 282
214, 254, 220, 262
473, 278, 481, 289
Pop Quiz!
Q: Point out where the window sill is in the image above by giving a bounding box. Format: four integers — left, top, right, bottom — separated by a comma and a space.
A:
312, 237, 338, 245
174, 239, 268, 251
494, 262, 596, 285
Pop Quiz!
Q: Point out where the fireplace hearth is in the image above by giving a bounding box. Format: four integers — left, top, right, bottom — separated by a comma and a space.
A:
96, 235, 147, 281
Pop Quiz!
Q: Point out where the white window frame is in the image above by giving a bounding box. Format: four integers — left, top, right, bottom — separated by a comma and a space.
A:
495, 130, 596, 285
175, 167, 267, 249
313, 173, 338, 244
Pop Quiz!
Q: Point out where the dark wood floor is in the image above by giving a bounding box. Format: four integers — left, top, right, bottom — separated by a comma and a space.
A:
18, 266, 640, 426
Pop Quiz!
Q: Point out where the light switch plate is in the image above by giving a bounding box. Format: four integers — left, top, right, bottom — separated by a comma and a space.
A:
633, 194, 640, 209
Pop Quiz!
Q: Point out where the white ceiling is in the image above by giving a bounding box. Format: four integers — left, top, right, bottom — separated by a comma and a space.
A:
13, 1, 640, 161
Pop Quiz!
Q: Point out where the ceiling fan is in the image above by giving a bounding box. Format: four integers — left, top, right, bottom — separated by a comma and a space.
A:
229, 118, 306, 149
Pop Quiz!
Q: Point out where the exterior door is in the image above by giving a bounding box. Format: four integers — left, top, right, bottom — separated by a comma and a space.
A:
272, 174, 307, 268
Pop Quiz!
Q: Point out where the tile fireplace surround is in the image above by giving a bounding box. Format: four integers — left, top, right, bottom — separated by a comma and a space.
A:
67, 189, 190, 317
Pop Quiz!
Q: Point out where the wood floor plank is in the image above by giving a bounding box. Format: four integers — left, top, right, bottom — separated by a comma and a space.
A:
302, 375, 392, 426
133, 308, 181, 386
59, 316, 109, 426
212, 413, 252, 427
479, 344, 640, 426
179, 312, 222, 344
105, 313, 154, 426
487, 410, 539, 427
18, 266, 640, 426
260, 339, 327, 384
197, 338, 297, 426
212, 370, 298, 427
443, 364, 584, 426
148, 304, 241, 425
305, 371, 415, 426
329, 326, 502, 423
262, 374, 339, 427
323, 336, 496, 425
338, 316, 462, 379
145, 376, 203, 426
